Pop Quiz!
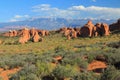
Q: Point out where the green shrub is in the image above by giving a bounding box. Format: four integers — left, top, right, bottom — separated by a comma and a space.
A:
54, 46, 65, 53
63, 58, 88, 69
74, 72, 100, 80
103, 49, 120, 65
10, 64, 37, 80
36, 62, 55, 79
100, 66, 120, 80
107, 41, 120, 48
52, 64, 79, 79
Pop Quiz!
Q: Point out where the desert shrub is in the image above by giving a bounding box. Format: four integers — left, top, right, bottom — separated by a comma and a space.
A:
62, 57, 88, 70
0, 61, 7, 69
36, 62, 55, 79
11, 73, 38, 80
87, 53, 96, 63
107, 41, 120, 48
103, 49, 120, 68
74, 71, 100, 80
37, 53, 53, 63
0, 54, 29, 69
24, 53, 39, 64
100, 66, 120, 80
54, 46, 65, 53
25, 73, 38, 80
10, 64, 37, 80
52, 64, 79, 79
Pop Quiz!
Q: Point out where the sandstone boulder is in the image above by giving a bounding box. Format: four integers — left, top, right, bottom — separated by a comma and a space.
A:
87, 60, 107, 71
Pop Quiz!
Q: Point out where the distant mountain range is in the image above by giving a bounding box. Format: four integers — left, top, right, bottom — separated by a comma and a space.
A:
0, 18, 117, 31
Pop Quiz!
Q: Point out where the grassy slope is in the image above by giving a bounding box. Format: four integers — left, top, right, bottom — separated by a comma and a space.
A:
0, 32, 120, 80
0, 32, 120, 54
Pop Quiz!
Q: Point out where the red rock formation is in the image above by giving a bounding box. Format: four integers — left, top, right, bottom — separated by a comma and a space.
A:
0, 40, 2, 44
95, 23, 110, 36
0, 68, 21, 80
95, 23, 102, 36
13, 30, 17, 37
8, 30, 14, 37
53, 56, 62, 61
80, 20, 95, 37
64, 29, 71, 37
2, 32, 10, 37
45, 30, 49, 36
74, 27, 81, 37
30, 28, 37, 37
58, 27, 67, 33
87, 60, 107, 71
19, 28, 30, 44
2, 30, 18, 37
71, 29, 77, 38
80, 27, 90, 37
37, 30, 46, 37
109, 19, 120, 31
101, 23, 110, 36
32, 31, 41, 42
67, 35, 71, 40
2, 31, 13, 37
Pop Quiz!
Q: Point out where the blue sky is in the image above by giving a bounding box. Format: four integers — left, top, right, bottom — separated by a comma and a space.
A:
0, 0, 120, 22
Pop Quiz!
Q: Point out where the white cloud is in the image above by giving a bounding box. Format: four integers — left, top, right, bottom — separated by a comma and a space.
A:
9, 19, 18, 22
32, 4, 50, 9
14, 15, 29, 19
69, 5, 85, 10
32, 4, 77, 18
14, 15, 22, 18
10, 4, 120, 21
92, 0, 96, 2
9, 15, 30, 22
69, 5, 120, 19
69, 5, 120, 12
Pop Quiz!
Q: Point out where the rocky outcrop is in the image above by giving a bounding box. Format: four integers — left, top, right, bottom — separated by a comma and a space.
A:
2, 30, 17, 37
95, 23, 110, 36
87, 60, 107, 71
37, 29, 49, 37
19, 28, 30, 44
62, 27, 78, 39
71, 29, 77, 38
109, 19, 120, 31
80, 20, 110, 37
0, 40, 2, 44
30, 28, 37, 37
32, 31, 41, 42
101, 23, 110, 36
80, 20, 95, 37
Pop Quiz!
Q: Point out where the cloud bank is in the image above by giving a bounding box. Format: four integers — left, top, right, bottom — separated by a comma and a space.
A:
32, 4, 120, 19
9, 4, 120, 22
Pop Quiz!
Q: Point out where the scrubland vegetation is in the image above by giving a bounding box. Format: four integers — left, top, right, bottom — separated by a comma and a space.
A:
0, 31, 120, 80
